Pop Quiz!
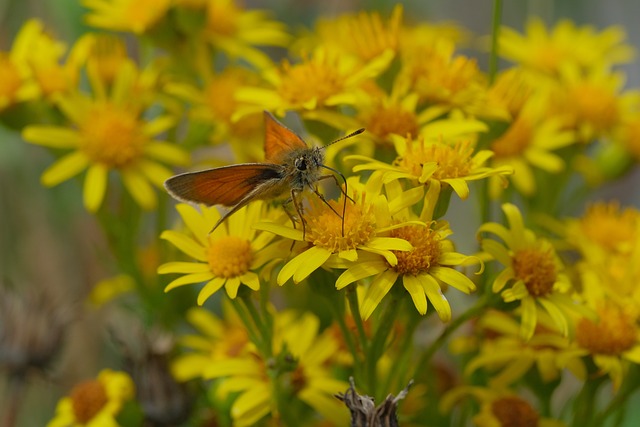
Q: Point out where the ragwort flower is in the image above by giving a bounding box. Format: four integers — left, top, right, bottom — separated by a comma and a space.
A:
48, 369, 135, 427
22, 60, 188, 211
349, 132, 512, 201
574, 301, 640, 389
82, 0, 171, 34
500, 18, 634, 75
159, 202, 285, 304
200, 310, 348, 426
255, 178, 413, 286
235, 46, 393, 118
479, 203, 582, 340
336, 183, 477, 321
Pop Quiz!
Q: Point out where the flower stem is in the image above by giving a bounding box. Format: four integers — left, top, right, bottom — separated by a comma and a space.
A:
240, 293, 272, 358
367, 295, 400, 398
413, 296, 487, 378
346, 287, 369, 356
230, 296, 266, 356
488, 0, 503, 84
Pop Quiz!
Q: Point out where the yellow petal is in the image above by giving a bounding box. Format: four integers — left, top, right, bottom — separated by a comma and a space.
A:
164, 272, 213, 292
160, 230, 207, 261
197, 277, 226, 305
360, 269, 398, 320
83, 163, 108, 212
157, 262, 210, 274
22, 126, 81, 148
41, 151, 88, 187
403, 275, 428, 315
122, 168, 156, 210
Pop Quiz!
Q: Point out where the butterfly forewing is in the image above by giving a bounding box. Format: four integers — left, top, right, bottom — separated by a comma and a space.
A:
164, 164, 283, 206
263, 111, 308, 163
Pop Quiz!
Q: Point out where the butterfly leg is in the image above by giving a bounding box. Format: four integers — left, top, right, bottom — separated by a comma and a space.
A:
290, 188, 308, 240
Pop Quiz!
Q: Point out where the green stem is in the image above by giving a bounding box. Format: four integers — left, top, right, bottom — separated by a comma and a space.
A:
413, 297, 487, 378
346, 287, 369, 356
240, 293, 272, 358
230, 297, 265, 356
591, 365, 640, 426
488, 0, 503, 84
367, 296, 400, 398
381, 311, 422, 395
571, 375, 605, 427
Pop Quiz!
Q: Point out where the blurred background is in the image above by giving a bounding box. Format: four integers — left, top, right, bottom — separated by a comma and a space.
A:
1, 0, 639, 425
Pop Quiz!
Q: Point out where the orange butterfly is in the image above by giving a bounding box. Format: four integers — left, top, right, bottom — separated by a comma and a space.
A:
164, 111, 364, 234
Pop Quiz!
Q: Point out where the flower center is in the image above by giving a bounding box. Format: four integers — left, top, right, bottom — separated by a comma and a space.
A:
576, 304, 636, 355
491, 116, 533, 158
364, 105, 419, 141
571, 82, 619, 134
579, 202, 638, 253
0, 55, 23, 105
70, 380, 108, 423
395, 137, 473, 181
389, 224, 441, 275
304, 196, 376, 253
78, 103, 145, 168
278, 55, 344, 107
207, 236, 253, 278
490, 396, 539, 427
512, 247, 556, 296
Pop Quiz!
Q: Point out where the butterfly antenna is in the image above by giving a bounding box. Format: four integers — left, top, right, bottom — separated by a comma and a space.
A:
323, 128, 365, 148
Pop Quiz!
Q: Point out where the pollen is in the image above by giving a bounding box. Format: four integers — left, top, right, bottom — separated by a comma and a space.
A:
70, 380, 108, 423
491, 116, 533, 158
576, 304, 637, 355
363, 104, 419, 141
207, 236, 253, 278
78, 103, 145, 168
490, 396, 539, 427
304, 197, 376, 253
395, 137, 473, 180
390, 224, 441, 275
278, 54, 344, 107
512, 247, 557, 297
579, 201, 638, 253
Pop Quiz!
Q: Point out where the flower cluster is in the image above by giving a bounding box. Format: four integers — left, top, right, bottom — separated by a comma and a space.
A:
2, 1, 640, 426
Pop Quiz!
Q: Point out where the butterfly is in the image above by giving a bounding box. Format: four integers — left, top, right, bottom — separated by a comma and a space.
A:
164, 111, 364, 235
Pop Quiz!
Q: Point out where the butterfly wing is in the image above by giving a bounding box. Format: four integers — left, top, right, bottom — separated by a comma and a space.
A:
264, 111, 308, 163
164, 164, 283, 207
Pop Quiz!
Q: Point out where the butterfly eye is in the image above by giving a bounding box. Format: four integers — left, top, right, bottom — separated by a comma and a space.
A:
295, 157, 307, 171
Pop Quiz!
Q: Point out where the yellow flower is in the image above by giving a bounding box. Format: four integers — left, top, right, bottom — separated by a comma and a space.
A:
165, 67, 264, 161
441, 385, 566, 427
171, 305, 252, 381
48, 369, 135, 427
159, 202, 285, 304
22, 61, 188, 211
500, 18, 635, 75
255, 178, 414, 286
9, 19, 80, 100
489, 93, 575, 197
616, 111, 640, 161
398, 39, 505, 119
201, 310, 348, 426
459, 310, 586, 388
82, 0, 171, 34
551, 65, 640, 142
574, 302, 640, 389
336, 182, 477, 321
235, 46, 393, 118
479, 203, 581, 340
306, 4, 403, 62
0, 21, 42, 110
349, 132, 512, 201
202, 0, 290, 69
